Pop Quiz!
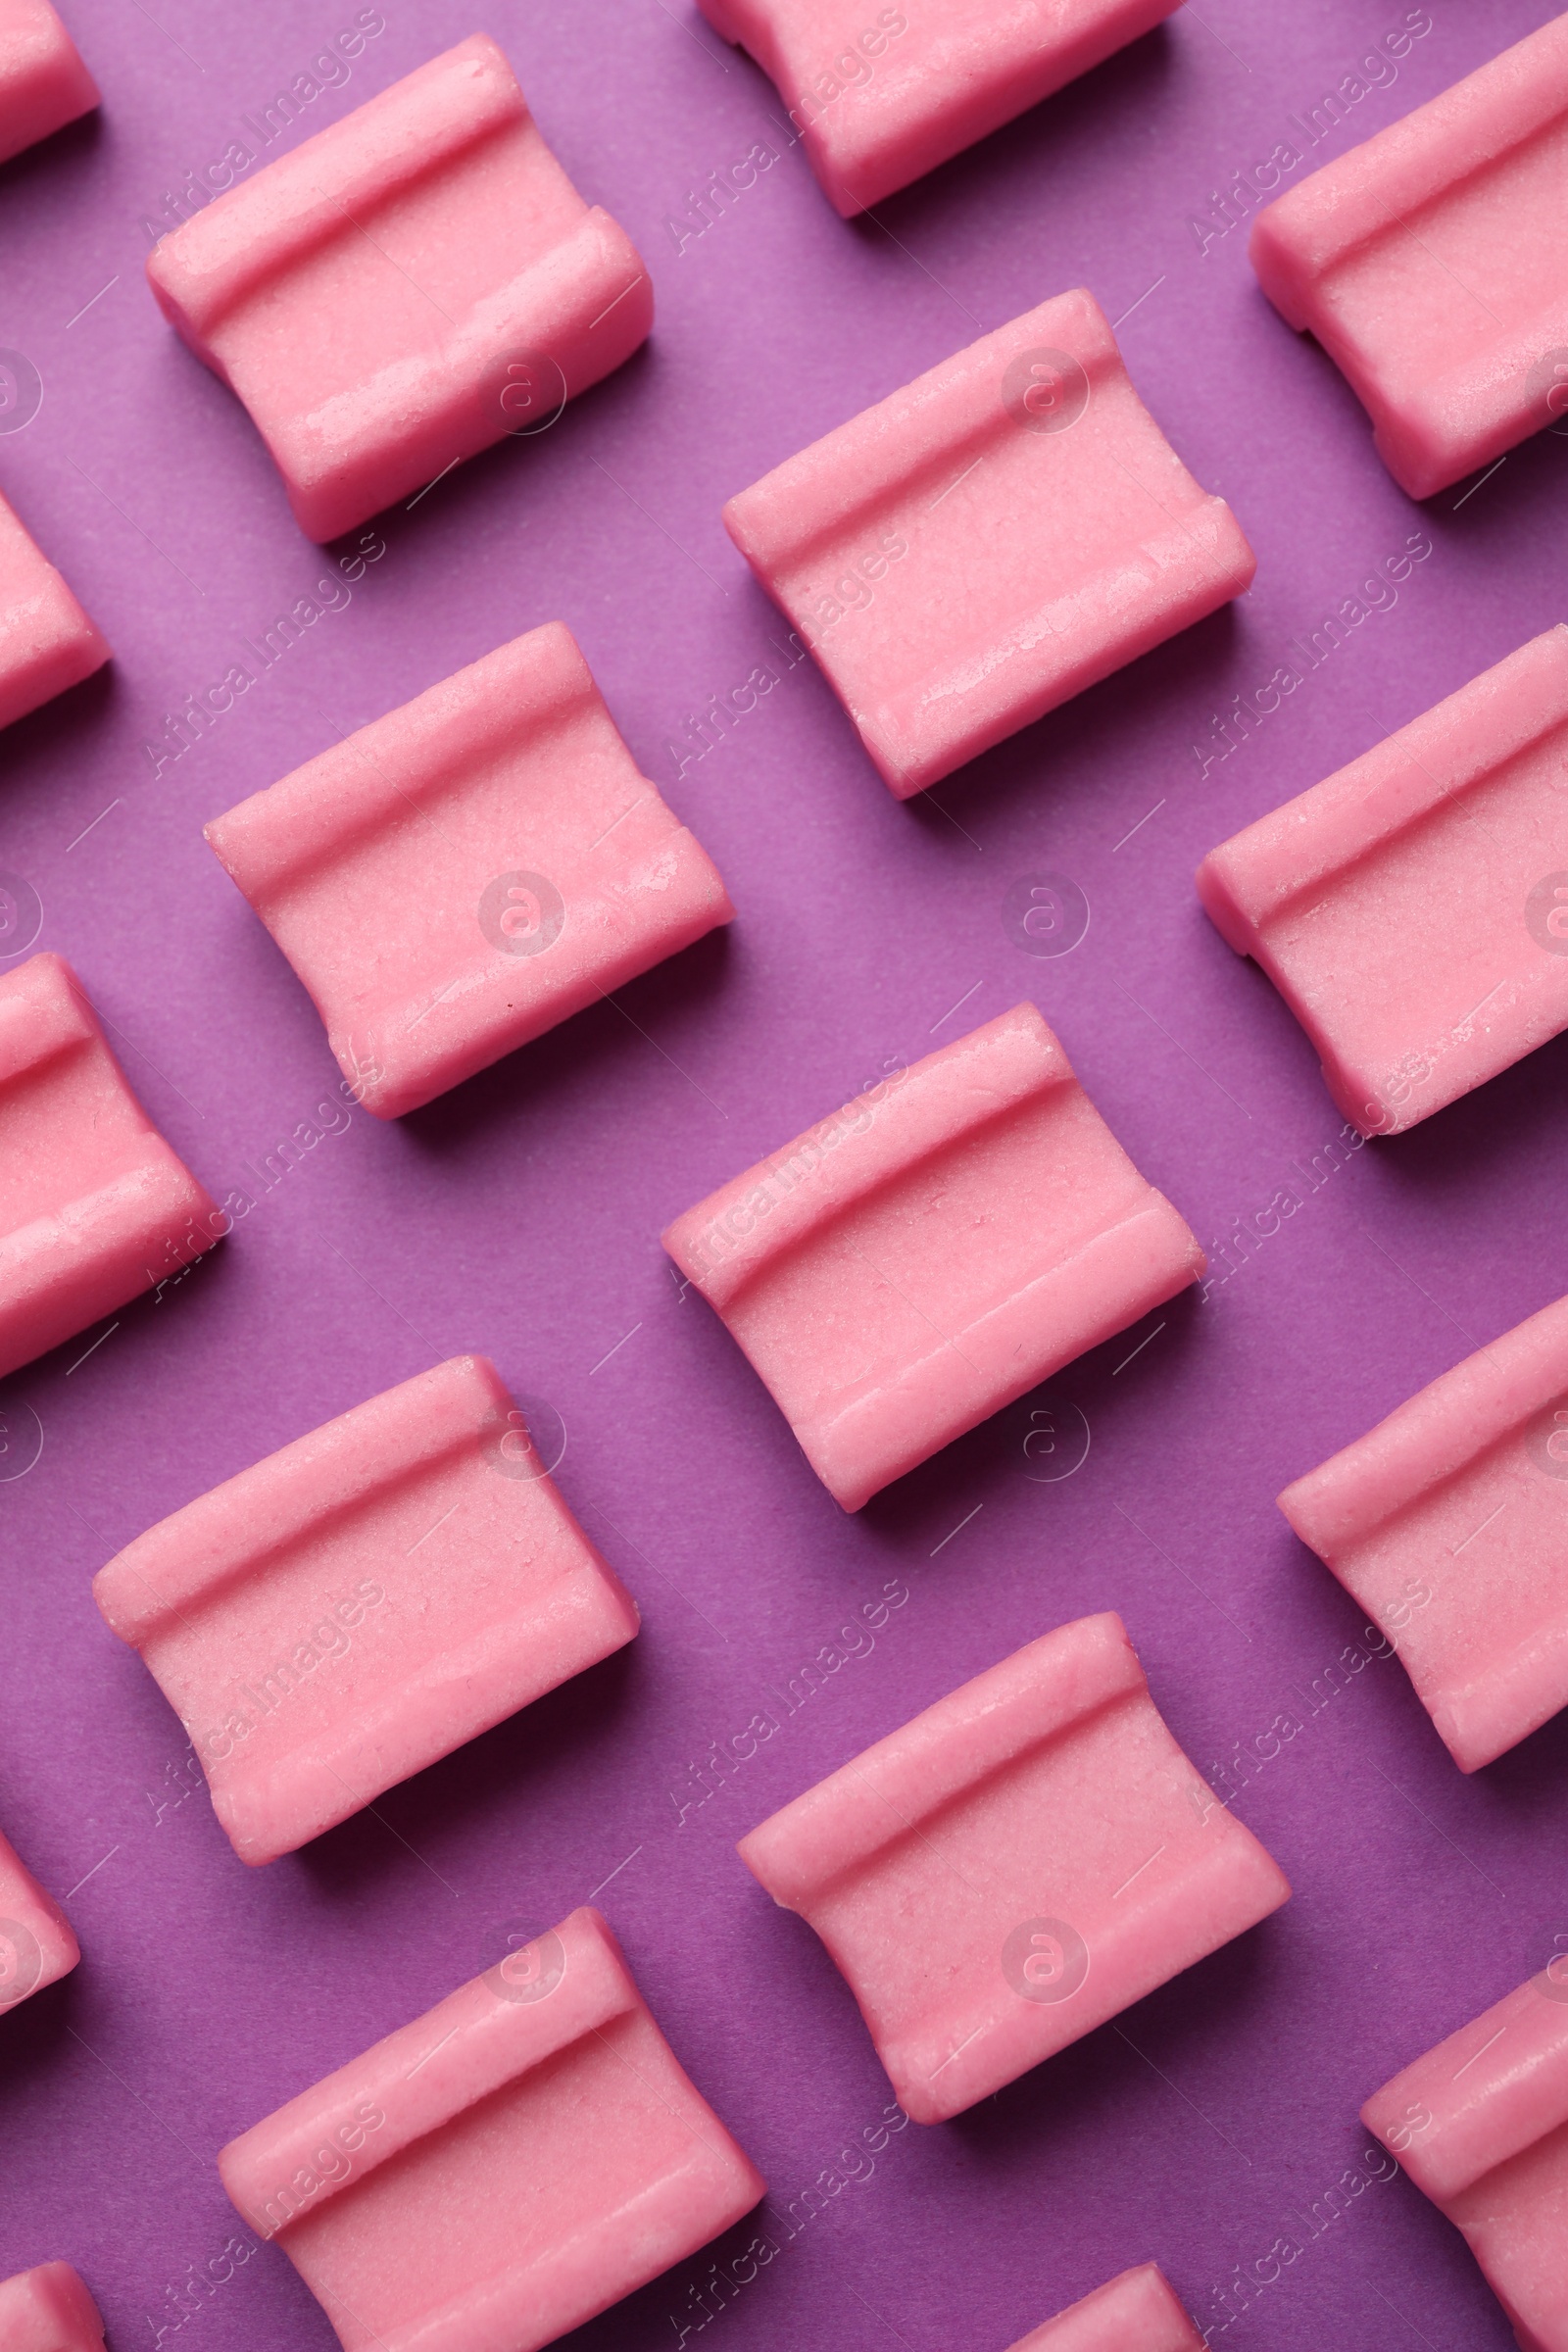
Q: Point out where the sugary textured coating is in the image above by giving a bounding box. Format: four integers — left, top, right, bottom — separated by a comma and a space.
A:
1363, 1971, 1568, 2350
1007, 2263, 1204, 2352
1280, 1292, 1568, 1774
1250, 14, 1568, 499
145, 33, 653, 540
0, 953, 220, 1382
722, 288, 1254, 796
205, 623, 732, 1119
0, 489, 110, 733
1198, 627, 1568, 1137
220, 1906, 764, 2352
663, 1004, 1205, 1511
93, 1356, 639, 1864
0, 1, 98, 168
695, 0, 1179, 217
738, 1613, 1291, 2122
0, 1826, 78, 2015
0, 2263, 106, 2352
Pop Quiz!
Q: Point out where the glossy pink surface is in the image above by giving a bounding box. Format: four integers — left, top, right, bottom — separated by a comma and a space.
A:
0, 488, 108, 734
205, 622, 733, 1119
0, 1827, 77, 2018
1250, 12, 1568, 499
1279, 1291, 1568, 1775
738, 1613, 1291, 2122
1007, 2262, 1204, 2352
0, 2262, 106, 2352
145, 32, 653, 540
92, 1356, 639, 1864
219, 1906, 764, 2352
694, 0, 1180, 216
1363, 1972, 1568, 2352
722, 287, 1254, 795
0, 952, 220, 1382
1198, 625, 1568, 1137
664, 1003, 1204, 1510
0, 0, 96, 168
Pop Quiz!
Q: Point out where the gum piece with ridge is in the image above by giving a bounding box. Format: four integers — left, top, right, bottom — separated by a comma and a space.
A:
145, 33, 653, 541
0, 2, 97, 167
695, 0, 1180, 217
737, 1612, 1291, 2122
0, 2263, 106, 2351
1008, 2264, 1203, 2351
92, 1356, 639, 1865
1198, 627, 1568, 1137
662, 1003, 1205, 1511
1363, 1972, 1568, 2351
0, 489, 109, 733
1250, 14, 1568, 499
721, 287, 1254, 796
1279, 1291, 1568, 1774
219, 1905, 764, 2352
0, 952, 220, 1381
0, 1827, 78, 2014
204, 622, 732, 1119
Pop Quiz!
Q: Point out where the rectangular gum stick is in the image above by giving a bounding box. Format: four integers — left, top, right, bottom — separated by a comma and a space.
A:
665, 1003, 1204, 1510
146, 34, 652, 541
1198, 626, 1568, 1136
93, 1356, 639, 1864
738, 1613, 1290, 2122
220, 1907, 764, 2352
1279, 1290, 1568, 1772
1007, 2262, 1204, 2351
722, 288, 1254, 796
1249, 13, 1568, 499
1363, 1972, 1568, 2351
0, 2262, 106, 2352
0, 488, 110, 734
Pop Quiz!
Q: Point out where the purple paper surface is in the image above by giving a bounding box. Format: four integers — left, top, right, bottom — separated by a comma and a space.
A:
2, 2, 1566, 2346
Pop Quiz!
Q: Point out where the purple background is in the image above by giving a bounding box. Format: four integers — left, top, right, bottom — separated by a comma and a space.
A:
2, 2, 1566, 2346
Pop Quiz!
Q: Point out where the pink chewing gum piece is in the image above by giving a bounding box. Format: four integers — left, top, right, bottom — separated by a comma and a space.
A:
1198, 626, 1568, 1137
1363, 1973, 1568, 2351
0, 953, 220, 1382
737, 1613, 1291, 2123
205, 622, 732, 1119
92, 1356, 639, 1865
1008, 2263, 1203, 2352
722, 288, 1254, 796
1250, 15, 1568, 500
220, 1905, 764, 2352
1279, 1292, 1568, 1774
0, 2263, 106, 2352
662, 1003, 1204, 1511
0, 2, 98, 169
0, 1826, 78, 2014
695, 0, 1179, 218
144, 33, 653, 541
0, 489, 110, 733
